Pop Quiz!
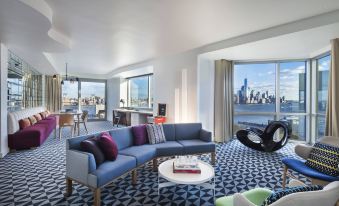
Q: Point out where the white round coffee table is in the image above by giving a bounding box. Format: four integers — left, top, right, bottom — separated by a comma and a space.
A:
158, 159, 215, 201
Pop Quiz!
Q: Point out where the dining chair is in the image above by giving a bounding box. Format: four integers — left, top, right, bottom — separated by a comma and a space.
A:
59, 113, 75, 139
74, 110, 89, 134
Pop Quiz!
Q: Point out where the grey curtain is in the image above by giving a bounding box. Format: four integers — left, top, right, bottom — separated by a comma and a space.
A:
214, 59, 233, 142
325, 38, 339, 137
45, 75, 62, 112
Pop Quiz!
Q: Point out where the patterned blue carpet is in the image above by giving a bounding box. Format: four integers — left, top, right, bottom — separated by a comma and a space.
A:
0, 121, 308, 206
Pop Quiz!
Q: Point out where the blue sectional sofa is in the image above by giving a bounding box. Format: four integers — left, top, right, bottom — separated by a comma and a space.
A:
65, 123, 215, 206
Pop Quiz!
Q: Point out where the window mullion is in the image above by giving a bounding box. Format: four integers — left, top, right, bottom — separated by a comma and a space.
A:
276, 62, 280, 120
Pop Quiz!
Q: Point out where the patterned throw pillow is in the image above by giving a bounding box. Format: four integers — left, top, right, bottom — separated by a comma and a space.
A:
28, 116, 37, 125
146, 124, 166, 144
19, 118, 31, 130
262, 185, 323, 206
305, 142, 339, 177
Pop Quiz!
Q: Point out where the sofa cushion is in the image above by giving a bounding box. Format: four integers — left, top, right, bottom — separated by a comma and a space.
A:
92, 154, 137, 187
282, 158, 339, 182
39, 112, 47, 119
162, 124, 176, 141
132, 124, 148, 145
28, 116, 37, 125
34, 114, 42, 121
81, 137, 105, 165
175, 123, 202, 140
178, 139, 215, 154
119, 144, 156, 165
305, 142, 339, 177
154, 141, 184, 156
19, 118, 31, 130
97, 132, 118, 161
146, 124, 166, 144
109, 127, 134, 150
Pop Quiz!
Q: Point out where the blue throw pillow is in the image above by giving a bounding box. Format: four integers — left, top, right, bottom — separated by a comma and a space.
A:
261, 185, 323, 206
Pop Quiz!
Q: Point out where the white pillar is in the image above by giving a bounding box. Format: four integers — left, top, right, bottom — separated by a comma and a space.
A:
106, 78, 121, 121
174, 88, 180, 123
181, 69, 188, 123
0, 43, 9, 157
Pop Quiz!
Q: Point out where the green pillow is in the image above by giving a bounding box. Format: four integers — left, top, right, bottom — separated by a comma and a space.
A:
305, 142, 339, 177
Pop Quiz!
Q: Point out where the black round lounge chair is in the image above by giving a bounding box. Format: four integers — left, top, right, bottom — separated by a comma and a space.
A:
236, 121, 290, 152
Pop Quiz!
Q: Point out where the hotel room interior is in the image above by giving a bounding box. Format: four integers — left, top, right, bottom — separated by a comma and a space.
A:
0, 0, 338, 205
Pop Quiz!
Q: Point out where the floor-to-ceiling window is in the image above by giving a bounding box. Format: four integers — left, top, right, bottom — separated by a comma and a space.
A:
80, 81, 106, 119
233, 61, 307, 141
62, 80, 79, 111
233, 55, 331, 143
62, 79, 107, 120
127, 74, 153, 108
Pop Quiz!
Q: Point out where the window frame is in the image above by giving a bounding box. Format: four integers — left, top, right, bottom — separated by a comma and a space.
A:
312, 52, 331, 140
126, 73, 153, 109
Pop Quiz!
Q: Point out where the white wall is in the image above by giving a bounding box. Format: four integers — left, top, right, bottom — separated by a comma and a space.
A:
0, 43, 9, 157
106, 78, 120, 121
153, 50, 198, 123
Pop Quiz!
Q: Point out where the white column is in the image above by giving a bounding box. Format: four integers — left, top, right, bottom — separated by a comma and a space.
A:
0, 43, 9, 157
174, 88, 180, 123
106, 78, 121, 121
181, 69, 188, 123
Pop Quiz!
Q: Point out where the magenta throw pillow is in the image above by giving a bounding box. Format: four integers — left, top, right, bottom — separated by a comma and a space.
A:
80, 137, 105, 165
132, 124, 148, 145
97, 132, 118, 161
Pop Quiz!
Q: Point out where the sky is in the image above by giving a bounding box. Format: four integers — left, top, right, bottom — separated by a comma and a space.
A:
62, 81, 105, 99
234, 56, 330, 101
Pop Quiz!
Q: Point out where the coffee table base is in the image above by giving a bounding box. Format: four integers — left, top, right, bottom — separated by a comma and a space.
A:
158, 175, 215, 203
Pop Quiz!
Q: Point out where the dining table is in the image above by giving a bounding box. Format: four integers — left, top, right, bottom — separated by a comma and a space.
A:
55, 111, 83, 136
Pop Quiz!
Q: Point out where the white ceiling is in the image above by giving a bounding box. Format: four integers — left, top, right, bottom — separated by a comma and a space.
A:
1, 0, 339, 76
202, 22, 339, 61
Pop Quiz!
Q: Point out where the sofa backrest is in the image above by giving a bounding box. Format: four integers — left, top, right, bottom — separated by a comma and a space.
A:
8, 106, 46, 134
109, 127, 134, 150
175, 123, 202, 140
67, 127, 134, 151
67, 132, 102, 150
162, 124, 176, 141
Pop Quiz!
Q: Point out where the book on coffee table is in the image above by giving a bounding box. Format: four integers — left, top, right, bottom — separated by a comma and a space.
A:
173, 162, 201, 174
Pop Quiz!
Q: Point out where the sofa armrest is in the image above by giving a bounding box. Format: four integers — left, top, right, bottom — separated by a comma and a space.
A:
66, 149, 96, 185
200, 129, 212, 142
295, 144, 313, 160
233, 193, 256, 206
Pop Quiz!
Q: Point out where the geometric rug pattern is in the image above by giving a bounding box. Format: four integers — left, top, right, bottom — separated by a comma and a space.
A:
0, 121, 310, 205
